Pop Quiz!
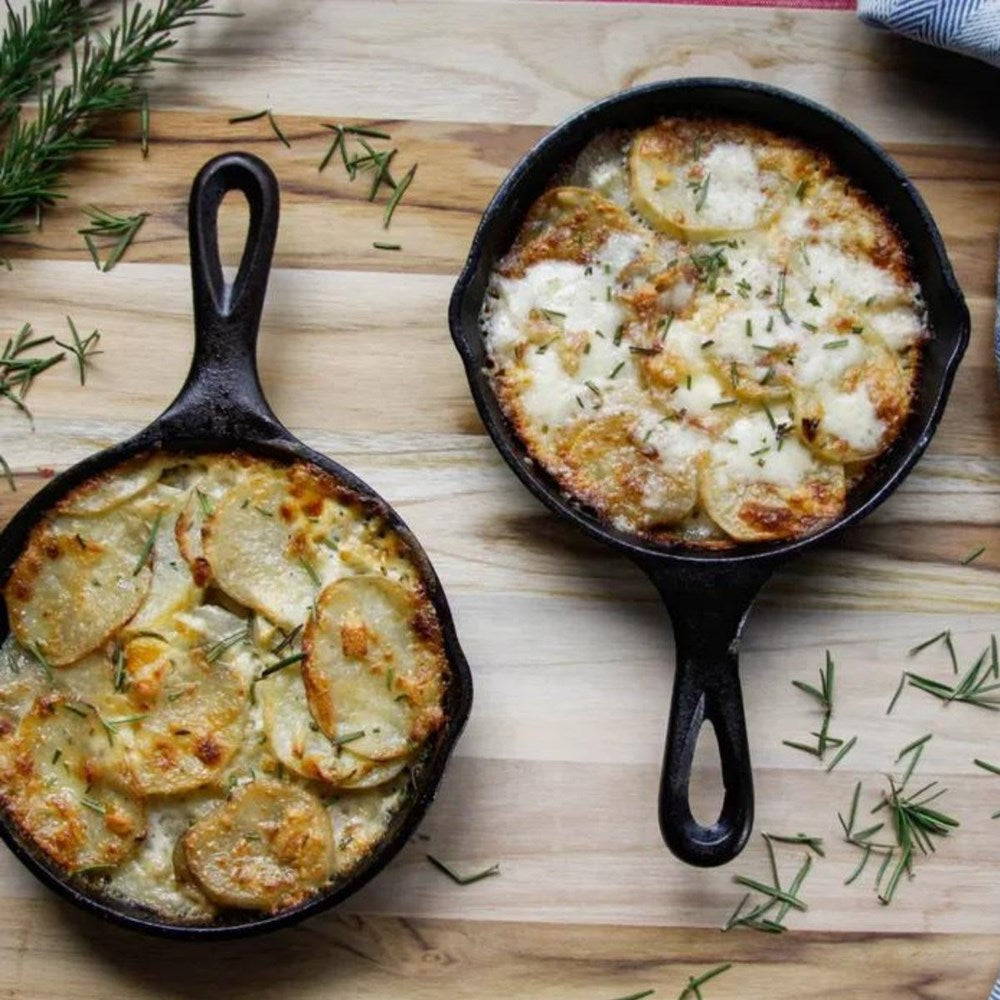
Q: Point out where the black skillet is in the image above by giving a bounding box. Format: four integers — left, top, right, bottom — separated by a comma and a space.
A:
449, 78, 969, 868
0, 152, 473, 938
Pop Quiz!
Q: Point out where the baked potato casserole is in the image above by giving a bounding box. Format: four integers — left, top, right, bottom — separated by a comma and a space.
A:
0, 453, 448, 922
480, 117, 927, 544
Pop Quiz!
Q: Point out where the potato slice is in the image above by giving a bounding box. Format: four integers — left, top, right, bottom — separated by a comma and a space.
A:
125, 498, 203, 637
327, 777, 408, 870
202, 465, 361, 630
700, 409, 845, 542
302, 576, 446, 763
260, 664, 409, 789
792, 338, 910, 463
558, 412, 699, 529
0, 694, 145, 872
630, 120, 785, 240
58, 457, 163, 517
113, 638, 247, 795
4, 513, 153, 666
180, 780, 335, 911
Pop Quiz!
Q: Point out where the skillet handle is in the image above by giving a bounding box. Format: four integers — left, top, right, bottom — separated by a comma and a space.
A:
159, 151, 282, 435
648, 567, 770, 867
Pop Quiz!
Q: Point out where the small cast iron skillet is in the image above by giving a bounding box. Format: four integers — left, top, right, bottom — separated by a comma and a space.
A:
449, 78, 969, 868
0, 152, 473, 938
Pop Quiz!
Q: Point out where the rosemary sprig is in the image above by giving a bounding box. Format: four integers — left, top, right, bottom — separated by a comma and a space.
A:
0, 0, 103, 127
762, 832, 825, 857
973, 758, 1000, 776
425, 854, 500, 886
55, 315, 101, 383
724, 834, 812, 933
78, 205, 147, 271
607, 991, 654, 1000
0, 1, 236, 235
372, 241, 400, 251
0, 322, 65, 422
678, 963, 731, 1000
783, 650, 854, 764
961, 545, 986, 565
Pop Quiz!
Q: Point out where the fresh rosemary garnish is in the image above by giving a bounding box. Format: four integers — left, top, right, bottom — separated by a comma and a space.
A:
28, 641, 53, 681
606, 991, 654, 1000
0, 322, 65, 422
260, 652, 305, 679
78, 206, 147, 271
372, 241, 400, 251
113, 640, 126, 692
0, 453, 13, 492
132, 512, 161, 575
691, 247, 727, 292
678, 963, 731, 1000
55, 316, 101, 384
693, 173, 711, 213
330, 729, 366, 748
782, 651, 854, 763
0, 1, 236, 235
806, 287, 820, 306
961, 545, 986, 565
609, 361, 625, 379
270, 623, 302, 656
79, 795, 106, 815
195, 487, 213, 516
763, 832, 825, 857
775, 268, 790, 324
299, 557, 321, 588
228, 107, 289, 147
794, 178, 808, 200
203, 627, 249, 663
908, 630, 949, 657
974, 758, 1000, 775
710, 399, 737, 409
823, 338, 849, 350
724, 834, 812, 933
425, 854, 500, 886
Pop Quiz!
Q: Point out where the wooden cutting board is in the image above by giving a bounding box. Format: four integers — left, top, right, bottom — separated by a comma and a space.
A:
1, 2, 999, 997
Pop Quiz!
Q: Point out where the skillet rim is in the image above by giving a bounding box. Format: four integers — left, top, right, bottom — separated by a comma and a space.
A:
447, 76, 971, 569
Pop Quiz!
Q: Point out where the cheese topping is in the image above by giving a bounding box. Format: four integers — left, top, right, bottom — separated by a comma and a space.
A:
482, 118, 925, 544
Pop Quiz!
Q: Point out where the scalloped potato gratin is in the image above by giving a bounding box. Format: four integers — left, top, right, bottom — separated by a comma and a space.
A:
480, 118, 927, 544
0, 454, 448, 921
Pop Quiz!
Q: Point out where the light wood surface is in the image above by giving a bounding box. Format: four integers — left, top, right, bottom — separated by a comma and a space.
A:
2, 1, 1000, 997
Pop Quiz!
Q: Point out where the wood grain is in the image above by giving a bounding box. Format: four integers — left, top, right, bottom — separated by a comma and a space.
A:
1, 1, 999, 997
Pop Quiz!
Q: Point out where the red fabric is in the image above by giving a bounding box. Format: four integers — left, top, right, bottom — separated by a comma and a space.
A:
576, 0, 856, 6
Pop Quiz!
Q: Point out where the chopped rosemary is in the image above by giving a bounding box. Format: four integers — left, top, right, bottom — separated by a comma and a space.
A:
113, 640, 126, 691
79, 795, 106, 815
260, 652, 305, 679
372, 241, 401, 251
299, 557, 321, 588
823, 338, 849, 350
678, 963, 731, 1000
825, 735, 857, 772
762, 832, 825, 857
909, 630, 949, 657
195, 488, 213, 517
783, 651, 852, 763
330, 729, 366, 747
609, 361, 625, 379
204, 628, 248, 663
227, 108, 267, 124
55, 316, 101, 384
28, 641, 53, 681
0, 322, 65, 422
710, 399, 737, 409
694, 172, 711, 212
229, 108, 288, 147
794, 178, 808, 200
425, 854, 500, 886
806, 287, 820, 306
270, 623, 302, 656
607, 991, 654, 1000
78, 206, 147, 271
975, 758, 1000, 776
961, 545, 986, 565
0, 453, 13, 491
132, 512, 162, 575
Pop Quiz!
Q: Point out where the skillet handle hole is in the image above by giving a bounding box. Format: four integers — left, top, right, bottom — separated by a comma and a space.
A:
218, 188, 251, 291
689, 719, 725, 828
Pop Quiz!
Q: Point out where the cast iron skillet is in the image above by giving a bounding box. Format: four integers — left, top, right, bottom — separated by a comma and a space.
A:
448, 78, 968, 868
0, 152, 473, 938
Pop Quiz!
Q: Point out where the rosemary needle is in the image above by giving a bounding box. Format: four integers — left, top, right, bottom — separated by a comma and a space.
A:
973, 759, 1000, 776
607, 991, 654, 1000
908, 630, 948, 656
259, 652, 305, 679
0, 453, 13, 491
425, 854, 500, 886
228, 108, 268, 123
962, 545, 986, 565
825, 735, 857, 772
132, 513, 161, 575
383, 163, 416, 228
679, 964, 731, 1000
78, 206, 147, 271
372, 241, 401, 251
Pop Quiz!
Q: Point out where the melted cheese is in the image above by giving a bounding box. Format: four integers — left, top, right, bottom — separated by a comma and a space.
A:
697, 143, 767, 231
819, 385, 885, 453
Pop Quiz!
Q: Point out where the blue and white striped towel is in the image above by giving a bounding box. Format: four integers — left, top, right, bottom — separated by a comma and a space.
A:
858, 0, 1000, 67
990, 975, 1000, 1000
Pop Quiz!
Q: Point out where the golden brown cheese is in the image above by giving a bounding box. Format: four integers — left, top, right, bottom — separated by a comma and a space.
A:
0, 453, 448, 923
481, 117, 926, 545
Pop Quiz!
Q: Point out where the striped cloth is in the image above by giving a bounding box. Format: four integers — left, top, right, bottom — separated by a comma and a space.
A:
991, 976, 1000, 1000
858, 0, 1000, 66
